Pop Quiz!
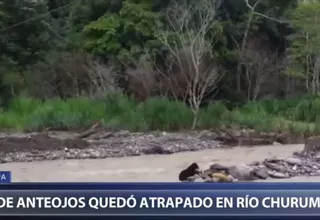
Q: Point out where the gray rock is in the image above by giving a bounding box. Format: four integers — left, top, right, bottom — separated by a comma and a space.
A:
249, 161, 260, 166
315, 152, 320, 161
293, 151, 301, 156
210, 163, 229, 172
227, 175, 236, 182
228, 163, 254, 181
284, 157, 302, 166
1, 157, 13, 163
310, 171, 320, 177
194, 177, 205, 182
268, 172, 289, 179
265, 156, 282, 163
304, 167, 313, 173
254, 169, 269, 179
199, 134, 217, 141
204, 177, 214, 182
264, 162, 286, 172
292, 165, 297, 171
187, 174, 202, 182
202, 169, 213, 177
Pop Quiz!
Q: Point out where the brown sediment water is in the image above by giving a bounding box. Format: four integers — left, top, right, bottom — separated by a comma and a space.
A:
2, 144, 317, 182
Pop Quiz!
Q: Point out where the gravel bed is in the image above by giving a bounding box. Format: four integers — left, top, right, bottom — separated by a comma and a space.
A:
0, 131, 220, 163
182, 150, 320, 182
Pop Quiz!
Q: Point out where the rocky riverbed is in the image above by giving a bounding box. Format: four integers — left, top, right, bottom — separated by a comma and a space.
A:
0, 130, 222, 163
0, 127, 296, 164
0, 127, 309, 174
181, 146, 320, 183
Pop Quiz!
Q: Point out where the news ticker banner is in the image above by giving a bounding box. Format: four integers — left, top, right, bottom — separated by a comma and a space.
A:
0, 171, 10, 183
3, 171, 320, 216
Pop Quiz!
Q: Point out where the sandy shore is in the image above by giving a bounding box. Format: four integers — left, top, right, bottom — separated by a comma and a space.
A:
0, 143, 318, 182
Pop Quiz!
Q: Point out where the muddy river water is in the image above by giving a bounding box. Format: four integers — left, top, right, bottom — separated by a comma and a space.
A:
0, 144, 318, 182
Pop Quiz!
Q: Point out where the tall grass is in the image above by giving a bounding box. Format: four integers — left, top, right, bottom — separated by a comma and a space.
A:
0, 94, 319, 134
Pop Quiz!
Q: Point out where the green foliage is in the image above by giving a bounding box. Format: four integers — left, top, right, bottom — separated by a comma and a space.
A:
82, 0, 162, 65
25, 97, 106, 131
198, 101, 230, 128
69, 0, 123, 32
287, 2, 320, 79
0, 95, 316, 136
133, 97, 193, 131
0, 0, 74, 107
0, 0, 53, 66
0, 0, 317, 136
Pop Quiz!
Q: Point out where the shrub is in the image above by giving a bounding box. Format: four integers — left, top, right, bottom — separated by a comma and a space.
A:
0, 94, 317, 135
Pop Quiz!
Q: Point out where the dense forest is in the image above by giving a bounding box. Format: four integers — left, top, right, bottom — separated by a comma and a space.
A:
0, 0, 320, 133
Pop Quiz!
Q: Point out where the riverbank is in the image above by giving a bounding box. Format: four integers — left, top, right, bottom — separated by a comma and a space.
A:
0, 128, 306, 164
0, 144, 305, 182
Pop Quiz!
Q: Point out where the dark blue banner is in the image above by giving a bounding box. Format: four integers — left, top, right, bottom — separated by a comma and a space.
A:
0, 183, 319, 216
0, 171, 11, 183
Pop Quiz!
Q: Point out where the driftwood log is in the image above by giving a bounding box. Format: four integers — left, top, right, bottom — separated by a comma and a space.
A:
75, 121, 103, 139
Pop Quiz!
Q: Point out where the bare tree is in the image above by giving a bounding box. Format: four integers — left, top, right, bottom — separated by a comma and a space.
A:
235, 0, 285, 93
84, 59, 121, 98
155, 0, 225, 129
125, 66, 159, 102
242, 38, 276, 100
303, 48, 320, 95
25, 52, 121, 99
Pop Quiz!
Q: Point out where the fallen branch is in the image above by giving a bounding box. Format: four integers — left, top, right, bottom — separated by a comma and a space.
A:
75, 120, 103, 139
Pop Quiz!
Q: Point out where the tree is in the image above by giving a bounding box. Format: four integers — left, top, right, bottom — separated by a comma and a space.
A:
155, 0, 225, 129
219, 0, 297, 96
46, 0, 74, 49
288, 2, 320, 95
69, 0, 122, 33
0, 0, 53, 67
242, 38, 277, 100
0, 0, 55, 106
82, 0, 161, 66
234, 0, 287, 93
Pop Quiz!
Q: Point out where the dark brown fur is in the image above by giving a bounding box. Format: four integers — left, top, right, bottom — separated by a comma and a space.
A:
179, 163, 200, 181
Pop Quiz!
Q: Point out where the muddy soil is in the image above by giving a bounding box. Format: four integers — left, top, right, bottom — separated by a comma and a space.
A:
0, 131, 221, 163
0, 134, 88, 153
0, 129, 304, 164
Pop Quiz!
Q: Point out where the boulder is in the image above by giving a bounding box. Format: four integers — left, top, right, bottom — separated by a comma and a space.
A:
284, 157, 302, 166
227, 163, 255, 181
253, 169, 269, 179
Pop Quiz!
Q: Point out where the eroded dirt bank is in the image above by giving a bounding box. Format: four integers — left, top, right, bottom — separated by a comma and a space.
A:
0, 129, 302, 164
0, 144, 310, 182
